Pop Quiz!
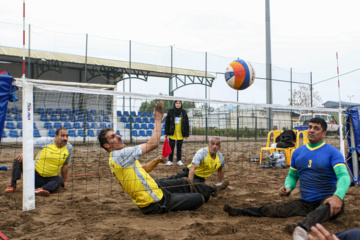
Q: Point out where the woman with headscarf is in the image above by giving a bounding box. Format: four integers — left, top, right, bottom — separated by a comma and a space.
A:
164, 100, 190, 166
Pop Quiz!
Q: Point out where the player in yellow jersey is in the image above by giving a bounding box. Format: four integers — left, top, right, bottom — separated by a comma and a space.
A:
168, 136, 232, 192
5, 127, 72, 196
98, 102, 218, 214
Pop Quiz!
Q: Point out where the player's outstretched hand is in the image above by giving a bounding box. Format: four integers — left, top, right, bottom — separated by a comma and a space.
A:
308, 223, 339, 240
153, 101, 163, 120
278, 186, 291, 196
324, 195, 343, 217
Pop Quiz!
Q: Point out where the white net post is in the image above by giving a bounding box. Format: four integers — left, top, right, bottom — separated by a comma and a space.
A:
113, 85, 118, 132
22, 80, 35, 211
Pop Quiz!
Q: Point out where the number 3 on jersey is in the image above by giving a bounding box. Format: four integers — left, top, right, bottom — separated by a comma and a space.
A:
308, 160, 312, 168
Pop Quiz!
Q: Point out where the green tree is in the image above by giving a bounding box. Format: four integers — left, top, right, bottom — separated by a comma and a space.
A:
139, 94, 195, 113
289, 85, 322, 107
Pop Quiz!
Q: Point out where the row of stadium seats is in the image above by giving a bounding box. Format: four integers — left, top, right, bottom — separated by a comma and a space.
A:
7, 107, 155, 118
125, 123, 165, 130
38, 115, 112, 122
2, 129, 161, 138
4, 121, 113, 130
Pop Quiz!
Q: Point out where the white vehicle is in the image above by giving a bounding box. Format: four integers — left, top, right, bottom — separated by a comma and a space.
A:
293, 113, 339, 132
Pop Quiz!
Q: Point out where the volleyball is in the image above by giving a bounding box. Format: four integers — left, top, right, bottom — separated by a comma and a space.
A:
225, 60, 255, 90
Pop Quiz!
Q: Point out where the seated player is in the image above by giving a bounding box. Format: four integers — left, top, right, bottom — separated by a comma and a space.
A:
223, 118, 350, 235
98, 102, 223, 214
5, 127, 72, 196
168, 136, 232, 191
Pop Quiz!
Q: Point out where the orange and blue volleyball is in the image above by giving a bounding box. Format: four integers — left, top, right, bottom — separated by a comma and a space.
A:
225, 60, 255, 90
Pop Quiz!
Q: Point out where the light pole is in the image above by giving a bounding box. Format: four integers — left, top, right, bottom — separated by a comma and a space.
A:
347, 95, 354, 103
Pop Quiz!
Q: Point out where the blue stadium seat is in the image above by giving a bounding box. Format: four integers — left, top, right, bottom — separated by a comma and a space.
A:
14, 115, 22, 121
50, 115, 58, 121
123, 111, 130, 117
5, 122, 15, 129
77, 116, 85, 122
100, 122, 107, 129
125, 123, 131, 129
130, 111, 137, 117
9, 130, 19, 138
99, 110, 105, 116
2, 131, 6, 138
135, 118, 142, 123
108, 123, 113, 128
120, 117, 127, 123
144, 112, 151, 117
54, 122, 62, 129
17, 122, 22, 129
64, 109, 72, 115
55, 108, 63, 115
141, 124, 148, 129
139, 130, 146, 137
132, 130, 138, 137
68, 115, 76, 122
90, 110, 97, 116
83, 123, 90, 129
64, 122, 72, 129
103, 116, 110, 122
34, 122, 37, 129
73, 122, 81, 129
48, 129, 56, 137
40, 115, 48, 122
117, 111, 122, 116
146, 130, 152, 137
69, 130, 77, 137
46, 108, 54, 115
78, 130, 85, 137
44, 122, 53, 129
94, 116, 101, 122
90, 123, 98, 129
5, 115, 13, 121
161, 130, 165, 136
37, 108, 45, 115
137, 111, 143, 117
84, 109, 90, 116
13, 114, 21, 121
86, 116, 94, 122
33, 129, 41, 138
149, 118, 155, 123
11, 107, 20, 114
74, 109, 81, 115
148, 124, 154, 130
142, 118, 149, 124
162, 123, 165, 129
87, 130, 95, 137
60, 115, 67, 122
116, 130, 122, 136
134, 123, 141, 129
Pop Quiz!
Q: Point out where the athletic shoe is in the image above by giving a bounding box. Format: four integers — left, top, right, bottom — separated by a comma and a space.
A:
35, 188, 50, 197
166, 161, 173, 166
5, 185, 16, 193
177, 160, 184, 166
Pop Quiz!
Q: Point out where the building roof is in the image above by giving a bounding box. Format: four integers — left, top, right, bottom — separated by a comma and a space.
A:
323, 101, 360, 108
0, 46, 215, 79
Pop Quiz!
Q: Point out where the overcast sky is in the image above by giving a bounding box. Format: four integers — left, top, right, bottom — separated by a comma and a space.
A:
1, 0, 359, 106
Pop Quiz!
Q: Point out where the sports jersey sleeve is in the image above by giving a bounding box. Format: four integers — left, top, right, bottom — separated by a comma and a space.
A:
333, 165, 350, 200
217, 151, 225, 168
284, 168, 299, 191
192, 148, 208, 166
65, 143, 73, 164
33, 137, 54, 149
111, 145, 143, 168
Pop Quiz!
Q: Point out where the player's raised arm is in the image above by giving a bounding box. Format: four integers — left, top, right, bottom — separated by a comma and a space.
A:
141, 101, 163, 155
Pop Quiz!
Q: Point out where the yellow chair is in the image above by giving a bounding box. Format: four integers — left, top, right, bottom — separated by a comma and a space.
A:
259, 130, 283, 165
277, 130, 309, 165
289, 130, 309, 157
